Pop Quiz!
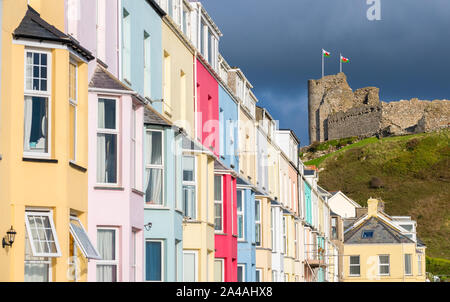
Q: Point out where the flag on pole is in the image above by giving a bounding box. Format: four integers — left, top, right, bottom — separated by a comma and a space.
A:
340, 55, 349, 63
323, 49, 331, 57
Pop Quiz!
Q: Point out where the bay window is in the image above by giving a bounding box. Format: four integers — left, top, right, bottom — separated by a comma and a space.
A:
24, 50, 51, 157
145, 130, 164, 205
97, 98, 118, 184
97, 228, 119, 282
182, 156, 196, 219
237, 190, 245, 240
214, 175, 223, 232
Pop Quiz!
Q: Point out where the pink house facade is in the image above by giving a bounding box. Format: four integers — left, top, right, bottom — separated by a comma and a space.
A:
214, 163, 238, 282
65, 0, 146, 282
196, 59, 219, 157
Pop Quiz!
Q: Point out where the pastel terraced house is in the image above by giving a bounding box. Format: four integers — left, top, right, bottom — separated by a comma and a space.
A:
0, 1, 96, 282
342, 199, 426, 282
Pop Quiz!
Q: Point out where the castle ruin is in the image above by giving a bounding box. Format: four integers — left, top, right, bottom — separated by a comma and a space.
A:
308, 73, 450, 143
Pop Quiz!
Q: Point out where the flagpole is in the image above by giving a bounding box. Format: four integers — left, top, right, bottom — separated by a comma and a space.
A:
340, 53, 342, 73
322, 49, 324, 78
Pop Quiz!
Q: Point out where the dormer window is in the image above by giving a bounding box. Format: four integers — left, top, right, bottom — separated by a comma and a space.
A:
362, 230, 374, 238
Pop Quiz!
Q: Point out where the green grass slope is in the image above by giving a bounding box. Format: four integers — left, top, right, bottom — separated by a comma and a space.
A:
306, 130, 450, 260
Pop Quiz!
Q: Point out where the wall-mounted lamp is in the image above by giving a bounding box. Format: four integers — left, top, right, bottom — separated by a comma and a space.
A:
144, 222, 153, 231
2, 226, 16, 248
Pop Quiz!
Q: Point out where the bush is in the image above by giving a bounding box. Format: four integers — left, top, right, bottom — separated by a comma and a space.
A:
406, 138, 420, 151
370, 177, 384, 189
308, 141, 320, 152
426, 257, 450, 281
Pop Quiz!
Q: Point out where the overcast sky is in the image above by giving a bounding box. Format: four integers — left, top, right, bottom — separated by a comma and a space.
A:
200, 0, 450, 146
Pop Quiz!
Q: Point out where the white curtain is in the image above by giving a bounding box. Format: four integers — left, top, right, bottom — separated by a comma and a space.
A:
25, 263, 49, 282
24, 96, 33, 152
97, 134, 106, 183
145, 131, 163, 204
97, 230, 116, 282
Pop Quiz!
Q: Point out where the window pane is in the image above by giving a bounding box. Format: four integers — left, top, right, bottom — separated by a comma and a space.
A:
24, 96, 48, 153
255, 270, 261, 282
238, 215, 243, 238
350, 265, 360, 276
183, 185, 196, 219
214, 176, 222, 201
146, 241, 162, 281
146, 131, 163, 165
380, 265, 389, 275
214, 203, 222, 231
379, 255, 389, 264
97, 133, 117, 183
214, 260, 223, 282
405, 254, 412, 275
237, 190, 242, 212
145, 168, 163, 205
69, 104, 76, 160
183, 253, 196, 282
70, 218, 100, 259
97, 265, 117, 282
350, 256, 359, 265
255, 224, 261, 246
255, 200, 260, 221
98, 99, 116, 129
25, 263, 49, 282
237, 266, 244, 282
97, 229, 115, 260
182, 156, 195, 181
69, 62, 76, 101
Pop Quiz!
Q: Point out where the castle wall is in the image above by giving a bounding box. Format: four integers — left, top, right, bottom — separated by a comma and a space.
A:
327, 105, 382, 141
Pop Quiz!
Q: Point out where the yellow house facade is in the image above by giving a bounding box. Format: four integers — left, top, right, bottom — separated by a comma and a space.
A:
182, 149, 216, 282
161, 17, 195, 138
342, 199, 426, 282
255, 196, 273, 282
0, 1, 96, 282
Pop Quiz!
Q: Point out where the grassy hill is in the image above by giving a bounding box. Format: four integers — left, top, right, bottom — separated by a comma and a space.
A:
305, 130, 450, 261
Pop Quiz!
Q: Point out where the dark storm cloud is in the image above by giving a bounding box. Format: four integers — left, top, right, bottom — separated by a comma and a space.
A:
201, 0, 450, 145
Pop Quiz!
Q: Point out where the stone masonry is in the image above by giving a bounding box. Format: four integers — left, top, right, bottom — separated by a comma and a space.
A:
308, 73, 450, 142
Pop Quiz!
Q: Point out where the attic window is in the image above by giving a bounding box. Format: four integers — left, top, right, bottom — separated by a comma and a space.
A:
362, 230, 374, 239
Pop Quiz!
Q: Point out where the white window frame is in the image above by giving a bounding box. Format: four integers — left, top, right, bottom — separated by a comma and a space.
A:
131, 105, 137, 189
131, 230, 137, 282
378, 254, 390, 276
214, 258, 225, 282
418, 254, 423, 276
255, 199, 261, 246
145, 129, 165, 206
69, 59, 78, 163
237, 264, 246, 282
96, 97, 120, 186
145, 239, 164, 282
69, 216, 101, 260
237, 190, 245, 240
294, 222, 298, 259
96, 227, 119, 282
23, 48, 52, 159
255, 268, 262, 282
214, 174, 224, 233
183, 250, 198, 282
182, 155, 197, 219
349, 255, 360, 276
404, 253, 412, 276
25, 210, 61, 258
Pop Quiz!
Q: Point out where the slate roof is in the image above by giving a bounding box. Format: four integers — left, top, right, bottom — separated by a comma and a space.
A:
144, 106, 171, 126
181, 136, 203, 151
89, 66, 132, 91
14, 6, 94, 61
344, 216, 415, 244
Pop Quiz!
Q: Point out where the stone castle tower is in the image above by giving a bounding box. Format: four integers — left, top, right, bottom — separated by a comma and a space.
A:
308, 73, 450, 143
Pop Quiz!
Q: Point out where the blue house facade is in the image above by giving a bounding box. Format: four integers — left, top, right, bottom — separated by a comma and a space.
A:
143, 107, 183, 282
218, 85, 239, 173
236, 179, 257, 282
121, 0, 164, 112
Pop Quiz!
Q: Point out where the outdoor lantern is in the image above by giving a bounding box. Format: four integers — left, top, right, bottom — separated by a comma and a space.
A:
144, 222, 153, 231
2, 226, 16, 248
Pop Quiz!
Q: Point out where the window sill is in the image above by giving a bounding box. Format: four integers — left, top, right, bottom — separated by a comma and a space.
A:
132, 188, 145, 196
94, 186, 125, 191
23, 157, 58, 164
144, 205, 170, 210
69, 161, 87, 173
